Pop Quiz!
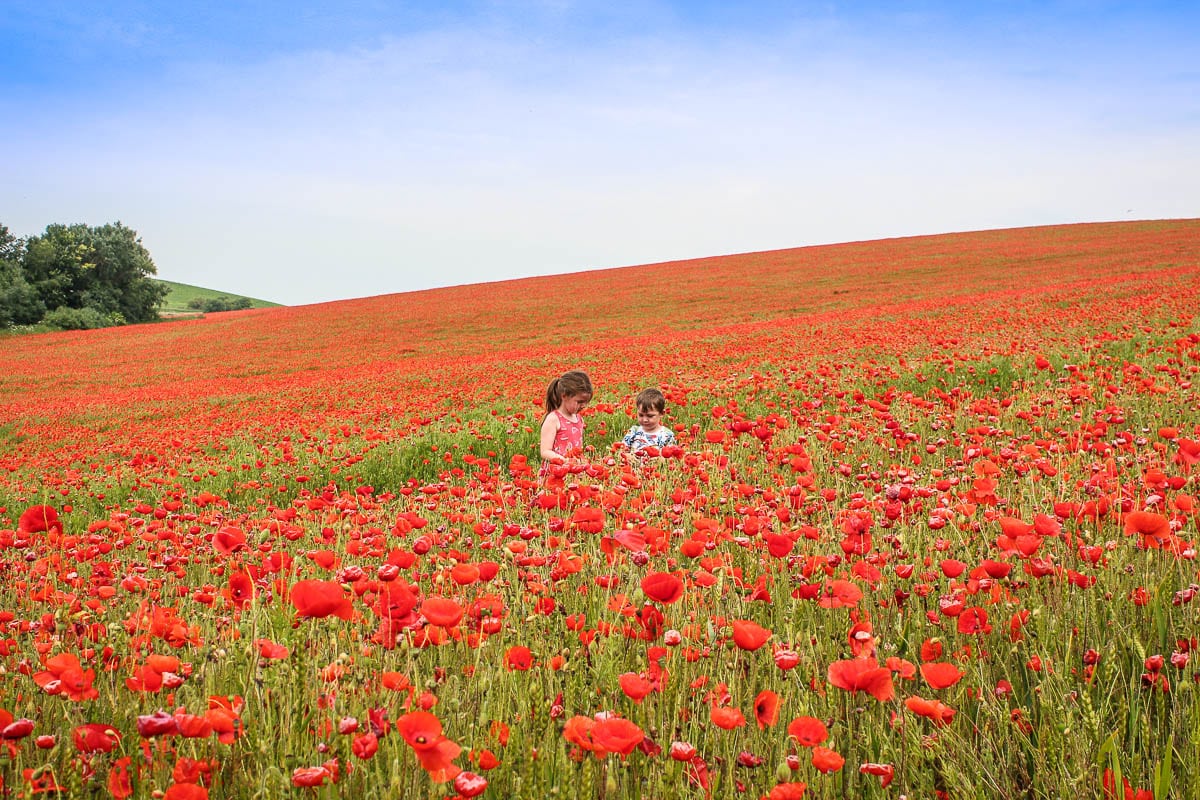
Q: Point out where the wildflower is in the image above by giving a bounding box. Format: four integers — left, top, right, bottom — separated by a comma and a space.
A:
72, 723, 121, 753
860, 762, 895, 788
731, 619, 772, 651
710, 705, 747, 730
33, 653, 99, 702
619, 672, 653, 703
786, 716, 828, 748
290, 580, 354, 620
905, 696, 957, 726
420, 596, 465, 627
504, 645, 533, 671
395, 711, 462, 782
811, 746, 845, 773
641, 571, 685, 604
591, 716, 645, 758
752, 690, 781, 730
164, 784, 209, 800
18, 505, 61, 535
920, 662, 965, 690
826, 657, 895, 702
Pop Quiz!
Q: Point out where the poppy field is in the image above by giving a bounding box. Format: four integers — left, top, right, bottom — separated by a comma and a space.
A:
1, 219, 1199, 799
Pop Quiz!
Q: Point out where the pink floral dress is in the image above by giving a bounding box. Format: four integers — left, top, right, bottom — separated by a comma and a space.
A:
539, 410, 585, 482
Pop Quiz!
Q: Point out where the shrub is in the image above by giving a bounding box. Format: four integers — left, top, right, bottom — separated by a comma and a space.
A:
41, 305, 113, 330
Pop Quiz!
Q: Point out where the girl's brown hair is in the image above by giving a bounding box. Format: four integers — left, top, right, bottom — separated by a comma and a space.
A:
545, 370, 593, 412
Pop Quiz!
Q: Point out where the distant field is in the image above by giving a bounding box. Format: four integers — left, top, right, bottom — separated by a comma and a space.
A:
156, 279, 282, 314
1, 220, 1199, 800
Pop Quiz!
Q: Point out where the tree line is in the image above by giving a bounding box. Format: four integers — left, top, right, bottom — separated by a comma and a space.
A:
0, 221, 169, 330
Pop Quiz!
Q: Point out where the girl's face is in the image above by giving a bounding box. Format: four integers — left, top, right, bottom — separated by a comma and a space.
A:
562, 393, 591, 415
637, 406, 662, 432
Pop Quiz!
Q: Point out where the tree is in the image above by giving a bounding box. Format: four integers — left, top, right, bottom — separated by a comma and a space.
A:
18, 221, 169, 325
0, 225, 44, 326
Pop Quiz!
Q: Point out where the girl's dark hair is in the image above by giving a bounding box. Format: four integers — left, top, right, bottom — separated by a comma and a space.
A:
636, 387, 666, 413
545, 370, 593, 412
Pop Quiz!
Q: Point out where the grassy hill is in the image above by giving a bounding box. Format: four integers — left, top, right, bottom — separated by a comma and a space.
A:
155, 279, 282, 315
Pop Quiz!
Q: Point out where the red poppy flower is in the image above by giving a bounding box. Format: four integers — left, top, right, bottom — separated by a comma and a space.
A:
669, 741, 697, 761
504, 646, 533, 671
1175, 438, 1200, 467
1, 717, 34, 740
352, 732, 379, 760
818, 579, 863, 609
108, 757, 133, 800
454, 770, 489, 797
137, 710, 179, 738
420, 596, 465, 628
811, 746, 845, 774
641, 571, 685, 604
1123, 510, 1172, 547
473, 748, 501, 770
787, 716, 828, 747
291, 767, 332, 788
905, 696, 957, 726
957, 606, 992, 635
255, 638, 290, 659
173, 713, 212, 739
731, 619, 772, 651
562, 715, 597, 752
591, 716, 645, 758
753, 690, 781, 729
998, 516, 1033, 537
709, 705, 746, 730
619, 672, 653, 703
72, 723, 121, 753
163, 784, 208, 800
205, 695, 244, 744
223, 571, 255, 610
376, 580, 419, 622
24, 766, 63, 794
826, 657, 894, 702
766, 782, 808, 800
860, 762, 895, 788
212, 526, 246, 555
939, 559, 967, 578
395, 711, 462, 782
290, 580, 354, 620
920, 661, 965, 689
450, 563, 481, 585
886, 656, 917, 679
34, 652, 99, 702
18, 505, 60, 535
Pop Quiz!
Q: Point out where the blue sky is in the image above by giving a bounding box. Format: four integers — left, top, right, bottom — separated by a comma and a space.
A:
3, 2, 1198, 306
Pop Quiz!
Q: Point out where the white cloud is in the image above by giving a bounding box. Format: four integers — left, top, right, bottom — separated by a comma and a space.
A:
3, 9, 1197, 304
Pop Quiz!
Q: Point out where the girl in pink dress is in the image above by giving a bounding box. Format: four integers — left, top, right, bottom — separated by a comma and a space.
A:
538, 370, 593, 482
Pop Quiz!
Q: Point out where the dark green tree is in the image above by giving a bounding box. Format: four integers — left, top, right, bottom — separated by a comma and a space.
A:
0, 225, 44, 326
20, 221, 169, 325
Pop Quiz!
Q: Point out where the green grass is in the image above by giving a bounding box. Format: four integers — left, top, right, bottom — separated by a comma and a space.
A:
156, 279, 283, 314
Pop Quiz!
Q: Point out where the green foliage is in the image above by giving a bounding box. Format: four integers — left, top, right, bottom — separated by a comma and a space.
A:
187, 295, 254, 312
41, 305, 115, 330
1, 219, 169, 330
0, 225, 45, 326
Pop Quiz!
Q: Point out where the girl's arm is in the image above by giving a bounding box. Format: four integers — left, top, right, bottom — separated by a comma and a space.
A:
539, 413, 565, 462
